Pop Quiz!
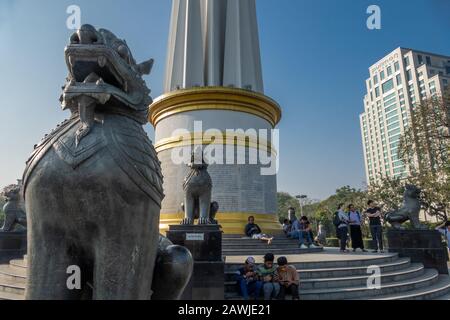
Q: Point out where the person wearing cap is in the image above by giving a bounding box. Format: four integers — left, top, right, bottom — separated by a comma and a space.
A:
256, 253, 280, 300
276, 257, 300, 300
236, 257, 262, 300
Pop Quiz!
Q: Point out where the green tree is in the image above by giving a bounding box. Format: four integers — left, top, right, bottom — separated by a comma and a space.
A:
277, 192, 301, 223
396, 88, 450, 221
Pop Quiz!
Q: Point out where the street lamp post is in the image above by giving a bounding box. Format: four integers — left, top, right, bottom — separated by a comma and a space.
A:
295, 195, 308, 217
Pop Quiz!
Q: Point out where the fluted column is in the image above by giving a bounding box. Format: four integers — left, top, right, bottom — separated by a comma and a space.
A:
164, 0, 264, 93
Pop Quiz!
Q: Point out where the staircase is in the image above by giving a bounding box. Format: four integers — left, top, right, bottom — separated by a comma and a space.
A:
0, 237, 449, 300
0, 256, 26, 300
222, 234, 323, 256
224, 246, 450, 300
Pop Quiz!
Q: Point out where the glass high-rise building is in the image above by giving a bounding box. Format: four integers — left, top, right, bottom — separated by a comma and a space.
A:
360, 47, 450, 185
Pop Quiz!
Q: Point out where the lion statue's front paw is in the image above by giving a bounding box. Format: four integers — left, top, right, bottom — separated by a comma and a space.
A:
198, 217, 210, 225
181, 217, 194, 225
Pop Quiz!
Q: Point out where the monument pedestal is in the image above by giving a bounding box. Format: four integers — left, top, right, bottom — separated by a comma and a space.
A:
167, 225, 224, 300
387, 229, 449, 274
0, 232, 27, 263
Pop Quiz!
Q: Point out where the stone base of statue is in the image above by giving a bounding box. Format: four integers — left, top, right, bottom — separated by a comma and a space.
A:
387, 229, 449, 274
0, 232, 27, 263
167, 224, 224, 300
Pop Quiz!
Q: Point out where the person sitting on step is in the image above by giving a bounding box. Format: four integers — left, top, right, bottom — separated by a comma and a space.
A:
298, 216, 314, 249
256, 253, 280, 300
245, 216, 274, 245
282, 219, 292, 235
276, 256, 299, 300
236, 256, 263, 300
287, 217, 301, 239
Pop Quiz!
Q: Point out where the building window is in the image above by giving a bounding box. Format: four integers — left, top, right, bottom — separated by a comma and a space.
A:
396, 74, 402, 86
404, 56, 410, 66
426, 56, 431, 66
407, 70, 412, 81
374, 75, 378, 85
375, 87, 380, 97
394, 62, 400, 71
380, 71, 385, 81
387, 66, 392, 76
382, 79, 394, 93
418, 55, 423, 64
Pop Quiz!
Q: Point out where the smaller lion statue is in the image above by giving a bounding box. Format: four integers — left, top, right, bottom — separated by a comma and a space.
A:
385, 185, 426, 230
1, 184, 27, 232
181, 149, 216, 225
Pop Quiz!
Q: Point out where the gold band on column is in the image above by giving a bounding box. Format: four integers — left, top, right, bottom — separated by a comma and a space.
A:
154, 131, 278, 156
149, 87, 282, 127
159, 212, 282, 235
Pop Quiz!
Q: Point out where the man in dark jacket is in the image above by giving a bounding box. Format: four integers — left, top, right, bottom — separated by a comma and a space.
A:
244, 216, 274, 244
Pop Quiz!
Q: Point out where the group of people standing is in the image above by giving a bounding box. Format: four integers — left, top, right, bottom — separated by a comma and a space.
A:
334, 200, 384, 253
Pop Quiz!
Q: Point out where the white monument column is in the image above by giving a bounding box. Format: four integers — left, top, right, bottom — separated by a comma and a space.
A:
150, 0, 282, 234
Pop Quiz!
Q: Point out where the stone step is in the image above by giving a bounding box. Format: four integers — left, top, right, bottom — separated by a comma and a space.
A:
0, 290, 25, 300
223, 247, 323, 255
222, 243, 321, 250
224, 257, 411, 281
223, 245, 314, 251
225, 263, 425, 292
0, 274, 26, 296
225, 252, 399, 270
223, 239, 304, 244
300, 268, 440, 300
223, 243, 310, 248
0, 264, 27, 282
9, 259, 27, 274
223, 235, 284, 239
225, 269, 441, 300
369, 275, 450, 300
298, 257, 411, 279
436, 291, 450, 300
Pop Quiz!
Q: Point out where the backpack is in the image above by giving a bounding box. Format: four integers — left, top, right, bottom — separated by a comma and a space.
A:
333, 212, 341, 227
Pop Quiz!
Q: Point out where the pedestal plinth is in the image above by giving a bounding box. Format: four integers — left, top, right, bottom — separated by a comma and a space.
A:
0, 232, 27, 263
167, 225, 224, 300
387, 229, 449, 274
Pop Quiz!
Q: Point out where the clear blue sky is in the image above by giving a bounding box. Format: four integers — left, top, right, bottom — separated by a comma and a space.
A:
1, 0, 449, 200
